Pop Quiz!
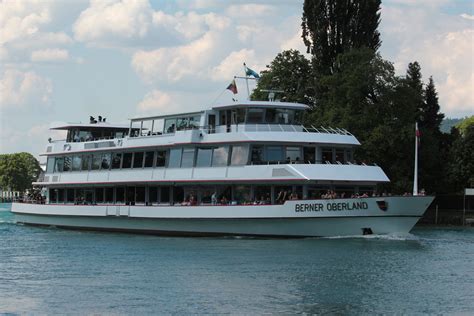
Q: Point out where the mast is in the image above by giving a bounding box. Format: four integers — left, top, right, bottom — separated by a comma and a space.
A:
243, 63, 250, 99
413, 121, 419, 196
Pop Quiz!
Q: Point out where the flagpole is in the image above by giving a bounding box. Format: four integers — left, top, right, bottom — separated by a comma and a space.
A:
243, 63, 250, 100
413, 121, 419, 196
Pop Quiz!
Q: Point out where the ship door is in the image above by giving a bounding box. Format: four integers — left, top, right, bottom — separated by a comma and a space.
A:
208, 114, 215, 134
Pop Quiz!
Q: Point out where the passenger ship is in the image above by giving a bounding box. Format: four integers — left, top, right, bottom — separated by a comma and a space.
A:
12, 100, 433, 237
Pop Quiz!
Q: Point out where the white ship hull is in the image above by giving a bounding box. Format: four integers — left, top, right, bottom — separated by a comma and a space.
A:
12, 196, 433, 237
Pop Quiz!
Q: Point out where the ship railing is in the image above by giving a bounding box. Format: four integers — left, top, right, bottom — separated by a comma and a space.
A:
249, 160, 378, 166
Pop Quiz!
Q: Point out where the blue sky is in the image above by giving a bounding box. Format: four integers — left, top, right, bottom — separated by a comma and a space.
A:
1, 0, 473, 159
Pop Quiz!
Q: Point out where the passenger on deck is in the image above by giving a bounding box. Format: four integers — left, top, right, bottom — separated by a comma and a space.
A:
211, 192, 217, 205
220, 196, 228, 205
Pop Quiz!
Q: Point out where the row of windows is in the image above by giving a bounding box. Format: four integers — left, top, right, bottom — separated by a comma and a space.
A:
46, 145, 355, 173
48, 184, 376, 206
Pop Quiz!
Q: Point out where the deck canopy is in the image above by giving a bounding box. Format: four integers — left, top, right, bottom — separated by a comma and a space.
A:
50, 121, 137, 143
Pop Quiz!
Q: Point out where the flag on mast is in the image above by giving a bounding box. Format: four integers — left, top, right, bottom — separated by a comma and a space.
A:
244, 63, 260, 79
226, 79, 238, 94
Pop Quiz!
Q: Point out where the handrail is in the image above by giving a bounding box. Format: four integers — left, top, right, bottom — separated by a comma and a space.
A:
47, 124, 354, 143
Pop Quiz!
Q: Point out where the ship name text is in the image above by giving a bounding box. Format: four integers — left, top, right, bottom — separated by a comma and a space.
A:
294, 202, 369, 212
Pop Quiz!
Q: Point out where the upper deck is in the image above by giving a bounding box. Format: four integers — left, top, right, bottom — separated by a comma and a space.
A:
43, 101, 359, 156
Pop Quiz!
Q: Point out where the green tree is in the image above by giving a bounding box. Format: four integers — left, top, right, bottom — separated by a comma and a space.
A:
447, 124, 474, 191
0, 152, 41, 194
422, 76, 444, 130
302, 0, 381, 75
251, 50, 314, 106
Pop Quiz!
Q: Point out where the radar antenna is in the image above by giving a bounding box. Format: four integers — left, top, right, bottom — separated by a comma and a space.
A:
260, 89, 284, 102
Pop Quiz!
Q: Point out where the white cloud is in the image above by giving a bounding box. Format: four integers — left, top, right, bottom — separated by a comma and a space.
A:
380, 3, 474, 117
137, 89, 172, 114
460, 13, 474, 20
0, 1, 74, 63
0, 69, 52, 109
226, 4, 276, 18
31, 48, 69, 62
73, 0, 153, 44
212, 49, 256, 81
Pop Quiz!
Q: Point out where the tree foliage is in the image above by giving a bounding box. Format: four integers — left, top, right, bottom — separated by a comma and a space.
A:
447, 124, 474, 190
302, 0, 381, 75
0, 152, 41, 193
251, 50, 315, 106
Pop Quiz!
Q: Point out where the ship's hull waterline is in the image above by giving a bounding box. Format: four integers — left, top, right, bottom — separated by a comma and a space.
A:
12, 196, 433, 237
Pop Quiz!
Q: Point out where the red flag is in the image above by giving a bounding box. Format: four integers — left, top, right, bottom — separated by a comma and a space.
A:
416, 122, 421, 146
226, 79, 238, 94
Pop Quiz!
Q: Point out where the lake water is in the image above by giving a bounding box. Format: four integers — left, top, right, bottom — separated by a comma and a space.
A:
1, 203, 473, 314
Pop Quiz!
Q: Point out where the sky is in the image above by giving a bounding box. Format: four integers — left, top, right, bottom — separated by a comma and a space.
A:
0, 0, 473, 160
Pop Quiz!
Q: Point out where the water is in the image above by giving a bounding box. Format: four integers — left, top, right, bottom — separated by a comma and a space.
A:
1, 203, 473, 314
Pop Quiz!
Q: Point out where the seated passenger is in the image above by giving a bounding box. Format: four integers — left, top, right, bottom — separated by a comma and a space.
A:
220, 196, 228, 205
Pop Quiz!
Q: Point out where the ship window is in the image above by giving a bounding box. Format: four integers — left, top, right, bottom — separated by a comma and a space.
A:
105, 187, 114, 203
196, 148, 212, 167
251, 146, 264, 164
55, 157, 64, 172
335, 186, 354, 197
234, 108, 246, 124
101, 153, 111, 170
173, 187, 184, 204
164, 118, 177, 133
72, 155, 81, 171
95, 188, 104, 203
335, 149, 344, 163
275, 109, 289, 124
266, 146, 283, 163
115, 187, 125, 203
307, 186, 330, 199
265, 109, 276, 123
63, 156, 71, 171
346, 149, 353, 163
136, 186, 146, 204
286, 147, 301, 163
57, 189, 65, 203
161, 187, 170, 203
50, 189, 58, 203
91, 154, 102, 170
144, 151, 154, 168
149, 187, 158, 204
66, 189, 75, 203
212, 146, 229, 167
122, 153, 132, 168
111, 153, 122, 169
233, 185, 251, 204
81, 154, 90, 171
133, 152, 144, 168
294, 110, 303, 124
156, 150, 167, 167
254, 186, 271, 204
46, 157, 55, 173
274, 186, 293, 204
230, 145, 249, 166
322, 148, 333, 163
303, 147, 316, 164
168, 148, 182, 168
247, 108, 264, 123
181, 148, 195, 168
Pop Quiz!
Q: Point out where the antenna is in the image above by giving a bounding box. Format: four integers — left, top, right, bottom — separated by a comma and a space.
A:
260, 89, 284, 102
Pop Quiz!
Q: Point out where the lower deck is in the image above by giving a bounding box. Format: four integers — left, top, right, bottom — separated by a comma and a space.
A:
12, 196, 434, 237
